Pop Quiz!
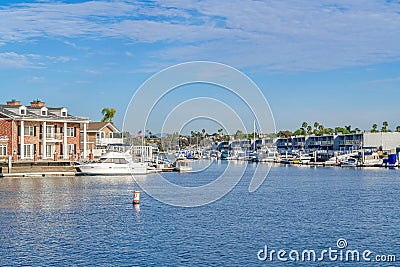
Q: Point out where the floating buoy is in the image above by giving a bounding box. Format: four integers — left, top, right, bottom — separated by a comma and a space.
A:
133, 191, 141, 204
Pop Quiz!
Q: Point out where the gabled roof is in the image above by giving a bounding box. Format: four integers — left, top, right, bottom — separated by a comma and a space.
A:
86, 122, 120, 133
0, 104, 89, 122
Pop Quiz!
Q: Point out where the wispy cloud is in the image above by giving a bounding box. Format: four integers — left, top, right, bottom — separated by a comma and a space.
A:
368, 76, 400, 84
27, 76, 46, 83
0, 0, 399, 71
0, 52, 42, 68
0, 52, 73, 68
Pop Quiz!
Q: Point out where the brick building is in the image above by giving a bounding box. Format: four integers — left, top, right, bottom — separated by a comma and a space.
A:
0, 99, 89, 160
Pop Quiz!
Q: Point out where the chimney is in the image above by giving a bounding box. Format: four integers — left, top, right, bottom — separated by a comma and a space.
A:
30, 99, 46, 108
6, 99, 21, 106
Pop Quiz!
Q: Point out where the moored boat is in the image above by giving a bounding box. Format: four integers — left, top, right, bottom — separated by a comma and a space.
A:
77, 151, 151, 175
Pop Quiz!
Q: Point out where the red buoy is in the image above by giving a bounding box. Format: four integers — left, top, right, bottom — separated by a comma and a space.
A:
133, 191, 141, 204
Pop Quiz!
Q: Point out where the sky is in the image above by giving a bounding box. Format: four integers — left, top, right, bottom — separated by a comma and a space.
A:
0, 0, 400, 134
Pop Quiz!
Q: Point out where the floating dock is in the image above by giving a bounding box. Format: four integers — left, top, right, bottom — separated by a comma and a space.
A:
0, 172, 77, 178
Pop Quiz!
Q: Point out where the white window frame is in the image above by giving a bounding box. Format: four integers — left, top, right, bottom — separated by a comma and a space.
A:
67, 144, 75, 154
0, 144, 7, 156
61, 108, 68, 117
41, 107, 48, 116
46, 144, 55, 158
24, 144, 34, 159
19, 106, 27, 115
46, 125, 55, 138
66, 127, 75, 137
24, 126, 35, 136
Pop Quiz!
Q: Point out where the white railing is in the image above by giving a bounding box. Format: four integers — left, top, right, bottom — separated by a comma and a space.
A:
40, 133, 63, 140
96, 138, 123, 146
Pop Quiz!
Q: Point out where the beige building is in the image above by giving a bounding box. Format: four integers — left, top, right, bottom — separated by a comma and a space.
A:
81, 122, 123, 157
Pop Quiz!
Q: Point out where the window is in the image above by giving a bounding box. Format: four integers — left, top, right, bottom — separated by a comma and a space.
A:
46, 126, 55, 138
0, 145, 7, 156
67, 127, 75, 137
24, 144, 34, 158
109, 132, 113, 138
24, 126, 35, 136
67, 144, 75, 154
60, 108, 68, 117
41, 107, 48, 116
19, 107, 26, 115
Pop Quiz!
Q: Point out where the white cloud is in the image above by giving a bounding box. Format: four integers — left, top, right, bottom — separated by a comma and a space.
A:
0, 0, 399, 71
0, 52, 40, 68
0, 52, 73, 68
27, 76, 46, 82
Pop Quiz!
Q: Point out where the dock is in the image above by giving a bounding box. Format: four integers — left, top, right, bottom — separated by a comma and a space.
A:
1, 172, 76, 178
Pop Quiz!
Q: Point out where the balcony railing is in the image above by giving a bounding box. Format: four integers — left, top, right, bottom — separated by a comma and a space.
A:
96, 137, 124, 146
320, 141, 334, 146
39, 133, 64, 141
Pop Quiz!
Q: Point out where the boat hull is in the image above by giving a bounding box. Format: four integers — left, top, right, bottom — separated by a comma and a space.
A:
77, 162, 149, 175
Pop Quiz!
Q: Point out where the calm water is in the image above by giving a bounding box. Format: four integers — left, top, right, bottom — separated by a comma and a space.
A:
0, 162, 399, 266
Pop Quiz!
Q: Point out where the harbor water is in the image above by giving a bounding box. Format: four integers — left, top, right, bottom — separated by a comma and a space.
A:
0, 162, 399, 266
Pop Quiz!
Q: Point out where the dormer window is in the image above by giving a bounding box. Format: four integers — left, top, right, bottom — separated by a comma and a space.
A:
61, 108, 68, 117
19, 106, 27, 115
41, 107, 48, 116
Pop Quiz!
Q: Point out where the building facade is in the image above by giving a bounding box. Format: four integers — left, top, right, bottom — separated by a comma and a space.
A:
0, 99, 89, 160
81, 122, 123, 157
275, 132, 400, 154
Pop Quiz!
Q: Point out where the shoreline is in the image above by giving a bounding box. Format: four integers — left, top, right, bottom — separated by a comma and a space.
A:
0, 159, 397, 179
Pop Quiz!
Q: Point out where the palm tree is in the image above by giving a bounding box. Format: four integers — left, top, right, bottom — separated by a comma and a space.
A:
372, 124, 378, 133
302, 122, 308, 129
396, 126, 400, 132
314, 122, 319, 129
382, 121, 388, 132
101, 108, 116, 123
318, 125, 324, 135
307, 126, 312, 135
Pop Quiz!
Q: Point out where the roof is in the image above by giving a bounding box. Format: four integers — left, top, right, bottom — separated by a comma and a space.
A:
86, 122, 120, 132
0, 104, 89, 122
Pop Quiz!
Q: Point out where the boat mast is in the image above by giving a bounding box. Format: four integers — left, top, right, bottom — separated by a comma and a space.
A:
254, 120, 256, 152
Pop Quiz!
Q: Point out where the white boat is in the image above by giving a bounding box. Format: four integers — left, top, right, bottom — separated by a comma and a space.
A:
340, 158, 358, 167
175, 159, 192, 172
77, 151, 150, 175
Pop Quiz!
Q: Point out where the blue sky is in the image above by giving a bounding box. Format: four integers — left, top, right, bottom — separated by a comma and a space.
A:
0, 0, 400, 134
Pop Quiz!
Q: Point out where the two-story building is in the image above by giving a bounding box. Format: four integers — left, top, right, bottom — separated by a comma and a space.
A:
81, 122, 123, 157
0, 99, 89, 160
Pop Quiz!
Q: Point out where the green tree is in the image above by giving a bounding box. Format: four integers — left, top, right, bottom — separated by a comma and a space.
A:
235, 130, 246, 139
202, 129, 206, 137
101, 107, 116, 123
307, 125, 312, 135
372, 124, 378, 133
396, 126, 400, 132
314, 122, 319, 129
302, 122, 308, 129
382, 121, 388, 132
278, 130, 292, 138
